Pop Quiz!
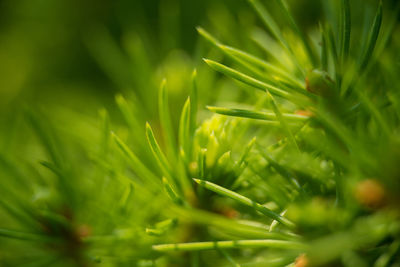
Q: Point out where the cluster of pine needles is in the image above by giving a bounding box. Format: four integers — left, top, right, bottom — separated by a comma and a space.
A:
1, 0, 400, 266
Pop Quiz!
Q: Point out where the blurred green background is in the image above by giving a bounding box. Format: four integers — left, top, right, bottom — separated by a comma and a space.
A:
0, 0, 252, 110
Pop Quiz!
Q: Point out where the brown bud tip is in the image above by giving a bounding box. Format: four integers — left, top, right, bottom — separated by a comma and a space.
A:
355, 179, 386, 209
295, 110, 314, 117
76, 224, 92, 238
305, 76, 310, 92
222, 208, 239, 219
216, 206, 239, 219
295, 254, 309, 267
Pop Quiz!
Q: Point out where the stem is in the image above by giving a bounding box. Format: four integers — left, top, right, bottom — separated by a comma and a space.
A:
153, 239, 306, 252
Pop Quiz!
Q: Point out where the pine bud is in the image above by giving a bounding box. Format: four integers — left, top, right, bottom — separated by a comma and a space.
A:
295, 254, 309, 267
305, 70, 335, 97
355, 179, 386, 209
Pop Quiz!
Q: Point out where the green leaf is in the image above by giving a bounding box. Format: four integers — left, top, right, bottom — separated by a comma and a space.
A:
374, 240, 400, 267
319, 23, 328, 71
0, 199, 38, 229
203, 59, 289, 98
0, 228, 53, 242
270, 210, 288, 232
26, 110, 63, 169
237, 137, 257, 168
115, 94, 147, 151
146, 122, 172, 179
325, 24, 339, 77
98, 108, 111, 155
196, 26, 221, 47
179, 98, 191, 161
162, 177, 184, 205
267, 92, 300, 152
218, 249, 241, 267
158, 79, 177, 159
248, 0, 304, 75
119, 183, 134, 211
198, 27, 279, 85
198, 148, 207, 179
230, 137, 257, 188
275, 0, 317, 65
190, 70, 198, 138
340, 0, 351, 63
115, 94, 137, 130
360, 1, 382, 71
256, 147, 302, 191
112, 132, 160, 187
314, 107, 354, 150
207, 106, 308, 122
146, 218, 178, 236
26, 110, 75, 202
219, 45, 304, 89
248, 0, 288, 52
352, 81, 391, 136
193, 179, 295, 228
197, 27, 310, 96
373, 3, 400, 62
